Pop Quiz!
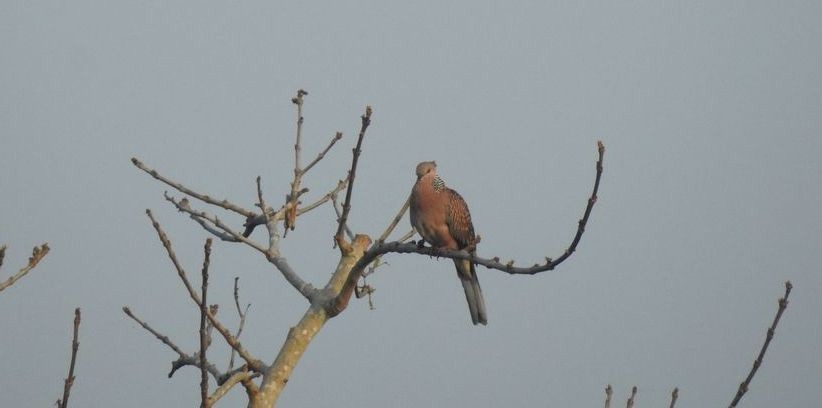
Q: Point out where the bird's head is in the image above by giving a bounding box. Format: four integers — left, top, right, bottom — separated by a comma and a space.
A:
415, 161, 437, 179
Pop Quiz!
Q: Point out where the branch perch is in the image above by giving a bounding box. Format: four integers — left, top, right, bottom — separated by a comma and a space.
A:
343, 140, 604, 297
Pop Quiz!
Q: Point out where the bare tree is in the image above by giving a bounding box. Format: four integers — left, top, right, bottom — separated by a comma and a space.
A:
126, 89, 605, 407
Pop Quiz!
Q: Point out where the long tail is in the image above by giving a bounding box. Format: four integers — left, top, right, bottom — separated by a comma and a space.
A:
454, 258, 487, 325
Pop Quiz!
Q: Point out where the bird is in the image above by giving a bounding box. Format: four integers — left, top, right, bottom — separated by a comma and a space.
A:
410, 161, 487, 325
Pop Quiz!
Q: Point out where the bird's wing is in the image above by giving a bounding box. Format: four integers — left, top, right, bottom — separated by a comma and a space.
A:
445, 188, 476, 250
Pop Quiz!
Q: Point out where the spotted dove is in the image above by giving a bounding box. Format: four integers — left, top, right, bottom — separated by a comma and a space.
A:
410, 161, 487, 325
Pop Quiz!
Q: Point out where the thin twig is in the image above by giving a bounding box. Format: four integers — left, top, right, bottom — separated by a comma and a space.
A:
669, 387, 679, 408
229, 277, 251, 371
123, 306, 188, 358
256, 177, 278, 256
57, 308, 81, 408
131, 158, 255, 218
285, 89, 309, 235
0, 243, 50, 292
199, 239, 212, 408
331, 193, 355, 240
335, 105, 372, 244
604, 384, 612, 408
302, 131, 344, 175
396, 229, 416, 243
298, 178, 348, 216
729, 281, 793, 407
626, 386, 637, 408
377, 195, 411, 243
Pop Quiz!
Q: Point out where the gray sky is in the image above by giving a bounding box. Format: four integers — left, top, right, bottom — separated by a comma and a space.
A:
2, 1, 820, 407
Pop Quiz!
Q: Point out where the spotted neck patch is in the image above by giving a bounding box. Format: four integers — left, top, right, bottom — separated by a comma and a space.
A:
431, 175, 445, 192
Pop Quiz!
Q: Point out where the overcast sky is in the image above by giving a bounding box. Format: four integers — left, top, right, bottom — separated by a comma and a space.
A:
2, 1, 820, 407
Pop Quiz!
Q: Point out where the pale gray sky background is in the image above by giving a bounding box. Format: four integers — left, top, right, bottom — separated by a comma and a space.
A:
1, 1, 820, 407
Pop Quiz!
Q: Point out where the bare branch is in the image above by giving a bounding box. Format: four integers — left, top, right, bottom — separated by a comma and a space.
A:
604, 384, 612, 408
669, 387, 679, 408
229, 277, 251, 371
285, 89, 309, 234
164, 194, 265, 250
331, 192, 355, 241
729, 281, 793, 407
0, 243, 50, 293
626, 386, 637, 408
256, 177, 278, 255
163, 188, 314, 300
57, 308, 81, 408
145, 210, 264, 372
377, 195, 410, 244
302, 131, 344, 175
298, 178, 348, 216
123, 306, 223, 379
395, 229, 416, 243
123, 306, 187, 359
241, 177, 348, 238
335, 105, 373, 246
131, 158, 255, 218
208, 369, 257, 407
199, 239, 212, 408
